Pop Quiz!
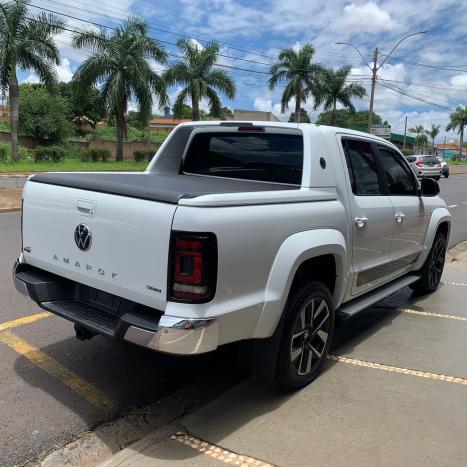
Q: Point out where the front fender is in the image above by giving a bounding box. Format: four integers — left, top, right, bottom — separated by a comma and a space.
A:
252, 229, 348, 339
413, 207, 451, 270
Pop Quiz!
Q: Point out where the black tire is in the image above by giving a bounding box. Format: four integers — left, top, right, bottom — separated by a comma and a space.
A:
444, 172, 449, 179
276, 282, 335, 389
410, 232, 447, 294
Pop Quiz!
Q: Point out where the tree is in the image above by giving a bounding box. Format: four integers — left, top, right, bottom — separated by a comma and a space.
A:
164, 39, 236, 121
409, 125, 424, 151
446, 106, 467, 160
19, 83, 72, 140
288, 108, 310, 123
313, 66, 366, 126
57, 82, 105, 124
425, 124, 440, 154
316, 109, 382, 130
172, 103, 192, 119
72, 17, 168, 161
0, 0, 64, 161
269, 44, 324, 123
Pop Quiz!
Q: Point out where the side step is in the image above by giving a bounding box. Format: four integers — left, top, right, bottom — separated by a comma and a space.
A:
337, 274, 420, 320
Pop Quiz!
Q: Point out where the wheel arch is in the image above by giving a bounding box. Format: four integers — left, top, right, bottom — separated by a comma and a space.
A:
252, 228, 348, 339
413, 207, 451, 271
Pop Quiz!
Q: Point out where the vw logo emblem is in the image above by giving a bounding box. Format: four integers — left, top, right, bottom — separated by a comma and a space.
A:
74, 224, 92, 251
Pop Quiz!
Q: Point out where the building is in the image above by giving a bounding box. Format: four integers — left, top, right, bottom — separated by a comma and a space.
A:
232, 109, 280, 122
148, 118, 192, 133
389, 133, 416, 150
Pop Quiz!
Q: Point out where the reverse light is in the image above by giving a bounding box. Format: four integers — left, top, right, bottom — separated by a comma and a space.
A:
169, 232, 217, 303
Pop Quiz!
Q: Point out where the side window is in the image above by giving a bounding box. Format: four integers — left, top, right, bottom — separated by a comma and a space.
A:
343, 139, 382, 195
378, 146, 418, 195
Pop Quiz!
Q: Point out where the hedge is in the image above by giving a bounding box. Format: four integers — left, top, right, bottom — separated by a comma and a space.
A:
34, 146, 66, 163
80, 147, 112, 162
133, 150, 155, 162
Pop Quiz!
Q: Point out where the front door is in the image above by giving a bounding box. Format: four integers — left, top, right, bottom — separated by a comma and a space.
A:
341, 138, 395, 296
377, 144, 426, 276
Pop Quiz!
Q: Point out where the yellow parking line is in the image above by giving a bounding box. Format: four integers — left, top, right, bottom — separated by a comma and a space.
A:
328, 355, 467, 386
401, 308, 467, 321
0, 312, 51, 331
171, 432, 275, 466
0, 330, 116, 412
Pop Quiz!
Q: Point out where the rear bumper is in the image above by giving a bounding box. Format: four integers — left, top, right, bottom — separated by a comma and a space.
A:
418, 169, 442, 177
12, 259, 219, 355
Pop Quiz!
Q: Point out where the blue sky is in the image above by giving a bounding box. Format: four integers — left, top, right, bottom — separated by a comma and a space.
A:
22, 0, 467, 142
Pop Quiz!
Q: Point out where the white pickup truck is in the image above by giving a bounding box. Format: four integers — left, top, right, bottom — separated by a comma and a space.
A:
13, 122, 451, 388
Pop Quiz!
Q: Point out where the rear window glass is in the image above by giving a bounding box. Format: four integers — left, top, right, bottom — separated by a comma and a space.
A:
183, 132, 303, 185
406, 156, 416, 163
421, 156, 439, 164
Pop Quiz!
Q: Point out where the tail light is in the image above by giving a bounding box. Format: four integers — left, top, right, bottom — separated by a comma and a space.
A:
417, 159, 423, 167
169, 232, 217, 303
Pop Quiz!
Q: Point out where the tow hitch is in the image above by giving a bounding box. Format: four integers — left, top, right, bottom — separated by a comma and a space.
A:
74, 324, 96, 341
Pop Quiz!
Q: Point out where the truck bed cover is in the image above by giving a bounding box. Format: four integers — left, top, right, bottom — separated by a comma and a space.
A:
29, 172, 298, 204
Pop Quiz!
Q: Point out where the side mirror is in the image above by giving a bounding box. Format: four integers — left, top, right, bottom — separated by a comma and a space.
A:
420, 177, 440, 197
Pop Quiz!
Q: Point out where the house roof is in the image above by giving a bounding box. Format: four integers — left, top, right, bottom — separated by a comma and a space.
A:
437, 143, 458, 150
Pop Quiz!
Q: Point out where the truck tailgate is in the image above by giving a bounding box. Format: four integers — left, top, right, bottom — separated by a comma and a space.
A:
22, 180, 176, 311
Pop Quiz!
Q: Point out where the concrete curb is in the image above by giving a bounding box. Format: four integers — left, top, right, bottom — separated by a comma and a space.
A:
0, 207, 21, 213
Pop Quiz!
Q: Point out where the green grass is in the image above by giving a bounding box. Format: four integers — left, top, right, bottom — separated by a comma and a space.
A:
447, 160, 467, 165
71, 125, 167, 143
0, 159, 148, 173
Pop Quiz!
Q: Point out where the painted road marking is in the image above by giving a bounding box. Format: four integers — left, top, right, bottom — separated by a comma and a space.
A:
442, 280, 467, 286
0, 330, 116, 412
328, 355, 467, 386
0, 312, 50, 331
448, 204, 458, 208
171, 432, 275, 466
401, 308, 467, 321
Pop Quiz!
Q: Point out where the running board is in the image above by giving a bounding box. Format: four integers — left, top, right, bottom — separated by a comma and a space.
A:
337, 275, 420, 320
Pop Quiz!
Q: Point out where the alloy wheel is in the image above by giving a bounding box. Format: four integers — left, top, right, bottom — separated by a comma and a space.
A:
429, 237, 445, 289
290, 297, 330, 376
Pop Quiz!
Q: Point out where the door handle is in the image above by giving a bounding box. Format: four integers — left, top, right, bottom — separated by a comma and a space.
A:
354, 217, 368, 228
395, 212, 406, 223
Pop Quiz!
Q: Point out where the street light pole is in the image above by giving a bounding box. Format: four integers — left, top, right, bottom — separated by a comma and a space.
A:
336, 31, 427, 134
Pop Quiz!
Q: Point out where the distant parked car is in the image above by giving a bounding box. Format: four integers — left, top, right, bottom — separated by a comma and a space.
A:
405, 155, 442, 180
436, 156, 449, 178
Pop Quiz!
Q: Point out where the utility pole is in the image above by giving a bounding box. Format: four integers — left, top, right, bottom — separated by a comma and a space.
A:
403, 115, 407, 149
336, 31, 427, 134
368, 48, 378, 134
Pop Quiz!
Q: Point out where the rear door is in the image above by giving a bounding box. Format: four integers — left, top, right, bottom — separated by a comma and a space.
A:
377, 144, 427, 275
341, 138, 395, 296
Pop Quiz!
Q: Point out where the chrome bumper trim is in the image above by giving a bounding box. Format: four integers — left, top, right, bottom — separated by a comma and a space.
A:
124, 316, 219, 355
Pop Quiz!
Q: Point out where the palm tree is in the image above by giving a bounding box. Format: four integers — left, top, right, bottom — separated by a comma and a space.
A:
269, 44, 324, 123
0, 0, 64, 161
425, 124, 440, 155
313, 65, 366, 126
409, 125, 424, 152
72, 17, 167, 161
164, 39, 236, 121
446, 106, 467, 160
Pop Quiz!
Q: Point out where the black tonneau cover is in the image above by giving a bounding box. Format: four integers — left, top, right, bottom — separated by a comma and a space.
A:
30, 172, 298, 204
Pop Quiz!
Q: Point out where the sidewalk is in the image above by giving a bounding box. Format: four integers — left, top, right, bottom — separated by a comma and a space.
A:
91, 247, 467, 467
0, 188, 22, 212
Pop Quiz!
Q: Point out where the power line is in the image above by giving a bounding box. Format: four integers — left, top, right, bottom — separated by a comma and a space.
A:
379, 52, 467, 73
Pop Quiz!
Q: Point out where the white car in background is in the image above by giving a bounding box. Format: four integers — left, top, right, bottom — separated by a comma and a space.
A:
405, 155, 442, 180
436, 156, 449, 178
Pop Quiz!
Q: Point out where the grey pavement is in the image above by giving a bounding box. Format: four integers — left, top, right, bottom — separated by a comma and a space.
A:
0, 176, 27, 188
101, 259, 467, 467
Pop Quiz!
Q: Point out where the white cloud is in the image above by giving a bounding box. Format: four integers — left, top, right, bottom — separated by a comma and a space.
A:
57, 58, 73, 82
336, 2, 397, 34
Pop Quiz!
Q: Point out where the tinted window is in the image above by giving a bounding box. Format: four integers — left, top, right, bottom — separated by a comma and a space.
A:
378, 146, 418, 195
406, 156, 416, 163
183, 132, 303, 184
421, 156, 439, 164
344, 139, 382, 195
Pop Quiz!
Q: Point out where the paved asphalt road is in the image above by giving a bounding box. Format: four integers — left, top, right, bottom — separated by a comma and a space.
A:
0, 175, 466, 465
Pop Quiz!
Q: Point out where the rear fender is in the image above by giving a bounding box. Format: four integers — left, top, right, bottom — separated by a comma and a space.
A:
413, 207, 451, 270
253, 229, 348, 339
